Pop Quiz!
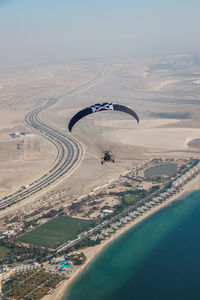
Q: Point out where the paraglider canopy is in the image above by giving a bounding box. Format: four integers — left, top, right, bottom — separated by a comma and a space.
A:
68, 102, 139, 132
68, 102, 139, 164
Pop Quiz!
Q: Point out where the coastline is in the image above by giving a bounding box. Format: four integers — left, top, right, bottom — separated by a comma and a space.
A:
42, 173, 200, 300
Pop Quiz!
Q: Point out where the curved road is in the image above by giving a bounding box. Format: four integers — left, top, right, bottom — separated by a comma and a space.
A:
0, 72, 102, 210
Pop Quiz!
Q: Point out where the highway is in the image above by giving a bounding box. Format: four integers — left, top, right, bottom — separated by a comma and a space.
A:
0, 72, 102, 210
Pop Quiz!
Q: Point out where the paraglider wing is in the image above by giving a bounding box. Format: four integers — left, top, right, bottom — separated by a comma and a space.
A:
68, 102, 139, 132
113, 104, 139, 124
68, 106, 92, 132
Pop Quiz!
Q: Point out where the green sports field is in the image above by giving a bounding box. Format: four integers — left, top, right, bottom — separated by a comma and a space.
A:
0, 246, 11, 259
17, 216, 93, 249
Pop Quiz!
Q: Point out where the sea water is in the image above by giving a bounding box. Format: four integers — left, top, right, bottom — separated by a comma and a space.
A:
64, 191, 200, 300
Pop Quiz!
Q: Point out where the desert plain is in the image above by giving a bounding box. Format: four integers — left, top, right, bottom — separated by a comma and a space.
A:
1, 54, 200, 224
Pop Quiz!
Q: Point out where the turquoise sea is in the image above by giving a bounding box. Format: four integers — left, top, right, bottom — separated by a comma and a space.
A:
63, 191, 200, 300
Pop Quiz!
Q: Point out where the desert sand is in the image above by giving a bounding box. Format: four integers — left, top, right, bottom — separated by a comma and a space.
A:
1, 55, 200, 218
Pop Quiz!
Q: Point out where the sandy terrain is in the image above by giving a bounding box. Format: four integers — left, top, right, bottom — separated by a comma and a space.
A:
0, 135, 56, 197
112, 125, 200, 151
0, 63, 96, 199
1, 55, 200, 218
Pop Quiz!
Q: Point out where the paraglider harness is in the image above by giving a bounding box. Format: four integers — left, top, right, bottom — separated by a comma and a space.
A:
101, 150, 115, 165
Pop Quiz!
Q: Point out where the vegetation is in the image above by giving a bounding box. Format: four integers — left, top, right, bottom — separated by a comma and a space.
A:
151, 176, 168, 183
2, 269, 65, 300
17, 216, 94, 249
0, 240, 50, 265
42, 207, 64, 219
68, 202, 83, 213
24, 207, 64, 228
0, 245, 11, 259
123, 193, 141, 205
113, 186, 160, 208
66, 252, 87, 265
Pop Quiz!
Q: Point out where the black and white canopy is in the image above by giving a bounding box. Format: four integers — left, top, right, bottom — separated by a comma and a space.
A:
68, 102, 139, 132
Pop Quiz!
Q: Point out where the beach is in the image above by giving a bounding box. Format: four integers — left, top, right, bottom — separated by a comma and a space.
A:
42, 172, 200, 300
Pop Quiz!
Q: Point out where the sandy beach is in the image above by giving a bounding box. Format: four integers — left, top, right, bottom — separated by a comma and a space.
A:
42, 172, 200, 300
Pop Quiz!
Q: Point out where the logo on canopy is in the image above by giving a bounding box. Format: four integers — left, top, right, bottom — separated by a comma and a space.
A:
91, 103, 114, 113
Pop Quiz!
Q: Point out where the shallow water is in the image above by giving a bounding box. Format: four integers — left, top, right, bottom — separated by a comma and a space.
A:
144, 163, 177, 179
188, 139, 200, 148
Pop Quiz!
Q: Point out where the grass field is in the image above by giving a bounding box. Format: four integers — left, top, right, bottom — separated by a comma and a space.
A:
124, 194, 141, 205
17, 216, 93, 249
0, 246, 11, 259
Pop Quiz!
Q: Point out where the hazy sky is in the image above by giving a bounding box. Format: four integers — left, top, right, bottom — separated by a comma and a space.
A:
0, 0, 200, 64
